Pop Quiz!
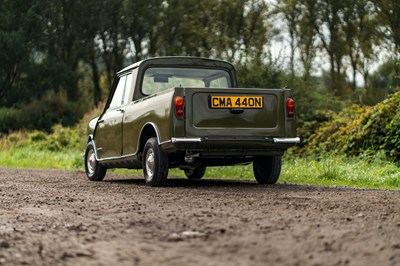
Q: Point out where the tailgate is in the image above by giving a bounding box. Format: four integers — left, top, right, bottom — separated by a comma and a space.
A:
184, 88, 287, 137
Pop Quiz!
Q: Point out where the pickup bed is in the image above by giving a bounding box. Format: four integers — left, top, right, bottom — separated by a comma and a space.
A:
84, 57, 299, 186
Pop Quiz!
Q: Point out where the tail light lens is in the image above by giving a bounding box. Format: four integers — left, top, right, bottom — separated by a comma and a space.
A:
286, 98, 295, 118
175, 96, 184, 118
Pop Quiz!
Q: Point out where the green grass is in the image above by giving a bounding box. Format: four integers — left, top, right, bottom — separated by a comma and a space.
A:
0, 147, 399, 189
0, 147, 82, 170
280, 156, 400, 189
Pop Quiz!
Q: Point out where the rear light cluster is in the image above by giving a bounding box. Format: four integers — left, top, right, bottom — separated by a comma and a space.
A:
175, 96, 184, 118
286, 98, 295, 118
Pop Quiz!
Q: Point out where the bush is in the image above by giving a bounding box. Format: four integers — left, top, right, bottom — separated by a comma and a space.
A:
301, 91, 400, 161
346, 92, 400, 159
0, 108, 20, 133
16, 91, 83, 132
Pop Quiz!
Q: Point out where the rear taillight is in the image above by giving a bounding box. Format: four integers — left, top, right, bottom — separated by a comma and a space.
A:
175, 96, 184, 118
286, 98, 295, 118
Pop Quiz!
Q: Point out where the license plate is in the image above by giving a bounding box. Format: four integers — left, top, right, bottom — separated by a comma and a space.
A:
210, 96, 263, 109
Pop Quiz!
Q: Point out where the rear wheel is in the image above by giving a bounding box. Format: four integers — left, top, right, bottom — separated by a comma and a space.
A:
184, 166, 206, 180
253, 156, 282, 184
142, 137, 169, 186
84, 142, 107, 181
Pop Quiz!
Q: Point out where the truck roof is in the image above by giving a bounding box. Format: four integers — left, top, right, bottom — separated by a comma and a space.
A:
117, 56, 236, 75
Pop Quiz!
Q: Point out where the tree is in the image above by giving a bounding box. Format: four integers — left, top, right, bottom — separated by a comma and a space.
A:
153, 0, 269, 63
374, 0, 400, 88
210, 0, 269, 64
95, 0, 126, 88
277, 0, 318, 81
123, 0, 163, 61
43, 0, 110, 102
155, 0, 214, 57
341, 0, 381, 98
314, 0, 349, 98
0, 0, 45, 106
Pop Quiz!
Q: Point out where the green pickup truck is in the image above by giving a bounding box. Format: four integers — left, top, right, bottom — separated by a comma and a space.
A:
84, 57, 299, 186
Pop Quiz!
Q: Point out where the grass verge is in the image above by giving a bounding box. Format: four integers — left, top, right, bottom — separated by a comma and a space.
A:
0, 147, 399, 189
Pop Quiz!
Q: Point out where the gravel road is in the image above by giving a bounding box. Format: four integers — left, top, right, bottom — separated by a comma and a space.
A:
0, 168, 399, 266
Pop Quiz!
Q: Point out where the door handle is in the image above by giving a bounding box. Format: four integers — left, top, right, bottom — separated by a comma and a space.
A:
98, 119, 104, 124
116, 108, 125, 113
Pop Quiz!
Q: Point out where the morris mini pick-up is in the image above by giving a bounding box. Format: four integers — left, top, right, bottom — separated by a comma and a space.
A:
84, 57, 300, 186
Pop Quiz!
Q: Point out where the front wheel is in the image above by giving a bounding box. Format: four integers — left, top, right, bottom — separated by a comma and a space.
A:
184, 166, 206, 180
253, 156, 282, 184
84, 142, 107, 181
142, 137, 169, 186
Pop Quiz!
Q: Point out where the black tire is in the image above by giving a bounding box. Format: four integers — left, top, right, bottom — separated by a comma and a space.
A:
142, 137, 169, 186
184, 166, 206, 180
253, 156, 282, 184
84, 142, 107, 181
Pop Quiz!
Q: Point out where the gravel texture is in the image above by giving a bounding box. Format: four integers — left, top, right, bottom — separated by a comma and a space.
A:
0, 168, 399, 266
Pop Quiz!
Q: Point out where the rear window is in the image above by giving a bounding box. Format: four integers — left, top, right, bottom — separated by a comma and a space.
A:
142, 67, 231, 95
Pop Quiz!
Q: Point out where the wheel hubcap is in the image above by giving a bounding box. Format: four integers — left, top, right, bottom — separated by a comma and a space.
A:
145, 148, 155, 180
87, 149, 96, 175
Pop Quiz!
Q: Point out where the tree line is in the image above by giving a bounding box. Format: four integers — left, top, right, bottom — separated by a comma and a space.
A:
278, 0, 400, 102
0, 0, 399, 132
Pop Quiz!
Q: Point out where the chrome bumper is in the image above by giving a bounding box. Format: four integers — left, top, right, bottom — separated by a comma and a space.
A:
273, 137, 301, 144
166, 137, 301, 144
171, 137, 202, 143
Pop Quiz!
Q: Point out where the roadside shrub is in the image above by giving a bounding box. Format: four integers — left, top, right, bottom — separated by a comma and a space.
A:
29, 131, 48, 142
16, 91, 83, 132
345, 92, 400, 159
0, 108, 20, 133
47, 124, 84, 151
0, 103, 102, 151
0, 131, 28, 149
0, 124, 85, 152
307, 105, 371, 153
301, 91, 400, 161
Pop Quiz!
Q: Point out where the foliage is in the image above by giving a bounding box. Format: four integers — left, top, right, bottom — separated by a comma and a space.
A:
0, 0, 277, 132
366, 59, 400, 104
301, 91, 400, 161
0, 126, 84, 152
0, 92, 83, 133
276, 0, 389, 102
346, 92, 400, 159
236, 56, 284, 88
0, 0, 45, 103
301, 104, 371, 154
0, 108, 19, 133
0, 103, 104, 150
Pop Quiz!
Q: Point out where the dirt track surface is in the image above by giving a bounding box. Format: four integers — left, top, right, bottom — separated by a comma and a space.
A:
0, 168, 399, 266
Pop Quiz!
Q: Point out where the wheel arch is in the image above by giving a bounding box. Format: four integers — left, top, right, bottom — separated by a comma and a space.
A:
86, 135, 100, 161
137, 123, 161, 154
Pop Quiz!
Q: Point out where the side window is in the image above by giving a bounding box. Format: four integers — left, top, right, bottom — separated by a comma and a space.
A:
122, 73, 133, 105
109, 75, 127, 109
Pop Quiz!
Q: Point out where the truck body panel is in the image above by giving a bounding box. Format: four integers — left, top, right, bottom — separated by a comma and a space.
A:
184, 88, 288, 138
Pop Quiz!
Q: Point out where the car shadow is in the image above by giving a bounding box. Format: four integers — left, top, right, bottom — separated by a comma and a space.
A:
105, 176, 257, 186
104, 176, 310, 191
